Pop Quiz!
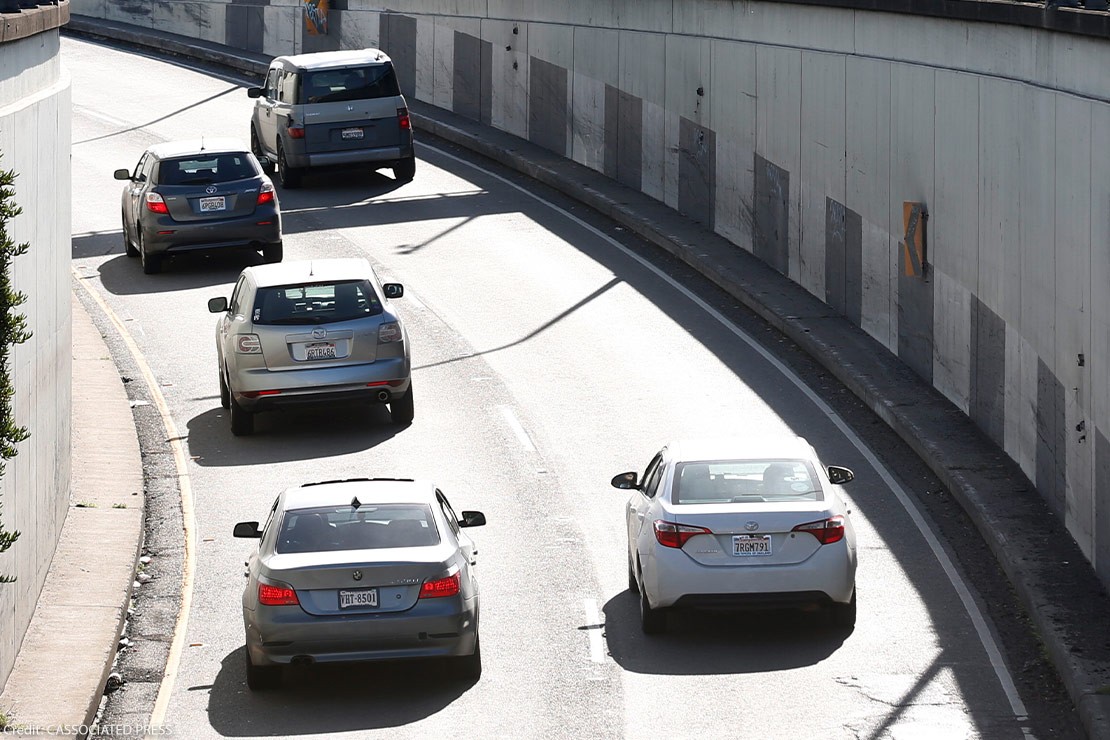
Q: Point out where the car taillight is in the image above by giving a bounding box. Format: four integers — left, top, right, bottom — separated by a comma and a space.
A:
398, 108, 411, 130
792, 516, 845, 545
258, 580, 299, 606
287, 121, 305, 139
653, 520, 712, 549
145, 192, 169, 214
235, 334, 261, 354
378, 322, 402, 343
419, 573, 460, 599
257, 181, 275, 205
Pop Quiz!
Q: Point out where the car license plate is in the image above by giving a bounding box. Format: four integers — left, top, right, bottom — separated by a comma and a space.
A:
733, 535, 772, 557
305, 342, 336, 360
199, 196, 225, 212
341, 127, 364, 140
339, 588, 378, 609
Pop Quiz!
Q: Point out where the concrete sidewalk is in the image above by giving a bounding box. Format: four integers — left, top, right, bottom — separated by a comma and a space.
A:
0, 291, 144, 737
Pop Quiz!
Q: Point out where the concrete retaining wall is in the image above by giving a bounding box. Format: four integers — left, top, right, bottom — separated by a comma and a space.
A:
69, 0, 1110, 588
0, 28, 73, 685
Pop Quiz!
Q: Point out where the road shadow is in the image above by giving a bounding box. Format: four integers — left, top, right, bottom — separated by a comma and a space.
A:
185, 404, 404, 467
77, 240, 263, 296
205, 647, 473, 736
602, 590, 848, 675
275, 167, 407, 207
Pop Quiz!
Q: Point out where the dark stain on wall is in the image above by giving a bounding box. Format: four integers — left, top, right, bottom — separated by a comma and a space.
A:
753, 154, 790, 275
528, 57, 568, 156
225, 0, 267, 54
679, 118, 715, 230
480, 39, 493, 126
969, 297, 1006, 447
825, 198, 863, 326
898, 251, 935, 385
302, 8, 341, 53
1097, 429, 1110, 584
453, 31, 482, 122
604, 85, 620, 180
1037, 359, 1068, 516
379, 14, 417, 97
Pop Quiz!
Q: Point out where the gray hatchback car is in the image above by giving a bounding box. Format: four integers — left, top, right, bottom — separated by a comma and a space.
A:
208, 258, 413, 436
234, 478, 485, 689
114, 138, 282, 274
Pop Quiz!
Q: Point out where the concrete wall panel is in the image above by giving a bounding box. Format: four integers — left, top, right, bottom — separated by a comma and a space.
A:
799, 52, 845, 297
678, 0, 855, 55
380, 14, 418, 96
753, 154, 790, 276
755, 45, 801, 282
1097, 430, 1110, 581
976, 79, 1022, 324
666, 35, 712, 225
152, 2, 223, 45
483, 19, 527, 137
529, 56, 569, 156
453, 30, 484, 121
1037, 359, 1068, 517
1092, 106, 1110, 450
710, 40, 756, 251
1005, 324, 1039, 481
934, 271, 971, 415
971, 297, 1006, 448
619, 31, 665, 202
413, 16, 434, 98
261, 5, 297, 56
570, 27, 618, 172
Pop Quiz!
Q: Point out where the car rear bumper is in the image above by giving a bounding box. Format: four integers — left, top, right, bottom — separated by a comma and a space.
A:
643, 539, 856, 609
142, 214, 281, 254
289, 144, 413, 169
231, 357, 411, 411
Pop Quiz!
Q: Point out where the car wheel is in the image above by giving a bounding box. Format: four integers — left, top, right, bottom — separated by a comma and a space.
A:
139, 231, 162, 275
639, 574, 667, 634
230, 394, 254, 437
250, 126, 272, 171
263, 242, 283, 264
390, 382, 414, 425
450, 633, 482, 681
219, 366, 230, 410
393, 156, 416, 183
244, 648, 280, 690
122, 211, 138, 258
829, 589, 857, 630
627, 551, 639, 594
277, 143, 302, 189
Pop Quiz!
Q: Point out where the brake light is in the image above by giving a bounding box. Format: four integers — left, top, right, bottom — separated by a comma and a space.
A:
145, 192, 168, 214
258, 580, 299, 606
378, 322, 402, 343
419, 573, 460, 599
653, 520, 712, 549
287, 121, 305, 139
241, 390, 281, 398
257, 181, 275, 205
398, 108, 411, 130
792, 516, 845, 545
235, 334, 261, 353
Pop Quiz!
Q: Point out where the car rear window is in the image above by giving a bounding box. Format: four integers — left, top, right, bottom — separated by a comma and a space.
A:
157, 153, 258, 185
277, 504, 440, 553
301, 65, 401, 104
673, 459, 823, 504
252, 280, 383, 325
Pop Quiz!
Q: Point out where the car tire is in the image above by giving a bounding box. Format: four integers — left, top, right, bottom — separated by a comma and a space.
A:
277, 143, 302, 189
250, 126, 272, 172
122, 212, 138, 258
219, 366, 230, 410
244, 649, 280, 690
390, 382, 414, 425
639, 576, 667, 634
627, 551, 639, 594
450, 633, 482, 681
263, 242, 283, 264
230, 394, 254, 437
139, 231, 162, 275
830, 589, 857, 630
393, 156, 416, 183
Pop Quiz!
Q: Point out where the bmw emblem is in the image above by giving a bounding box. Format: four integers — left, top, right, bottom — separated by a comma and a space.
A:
352, 570, 362, 581
745, 521, 759, 532
205, 185, 217, 194
312, 327, 328, 340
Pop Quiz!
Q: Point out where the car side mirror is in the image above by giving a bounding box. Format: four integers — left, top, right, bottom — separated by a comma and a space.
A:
208, 297, 229, 313
827, 466, 854, 485
383, 283, 404, 299
459, 511, 486, 528
113, 168, 132, 181
233, 521, 262, 538
247, 87, 262, 99
611, 472, 638, 490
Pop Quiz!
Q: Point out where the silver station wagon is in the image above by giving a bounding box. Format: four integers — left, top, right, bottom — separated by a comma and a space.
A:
234, 478, 485, 689
208, 258, 413, 436
247, 49, 415, 189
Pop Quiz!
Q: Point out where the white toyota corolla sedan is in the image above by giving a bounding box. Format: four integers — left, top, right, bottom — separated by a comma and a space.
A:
612, 437, 858, 634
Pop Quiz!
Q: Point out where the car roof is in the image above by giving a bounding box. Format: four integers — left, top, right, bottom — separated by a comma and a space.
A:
276, 48, 393, 71
666, 436, 817, 462
145, 138, 249, 159
245, 258, 374, 288
280, 478, 438, 511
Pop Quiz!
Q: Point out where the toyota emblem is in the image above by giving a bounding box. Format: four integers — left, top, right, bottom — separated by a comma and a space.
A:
312, 327, 328, 340
205, 185, 217, 194
346, 105, 354, 112
352, 570, 362, 581
745, 521, 759, 532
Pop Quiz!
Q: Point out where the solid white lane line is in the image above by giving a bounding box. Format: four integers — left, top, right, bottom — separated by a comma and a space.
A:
499, 405, 536, 452
583, 599, 605, 664
423, 143, 1030, 722
73, 272, 197, 728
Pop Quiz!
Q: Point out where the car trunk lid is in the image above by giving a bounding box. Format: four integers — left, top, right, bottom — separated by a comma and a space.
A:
663, 501, 837, 566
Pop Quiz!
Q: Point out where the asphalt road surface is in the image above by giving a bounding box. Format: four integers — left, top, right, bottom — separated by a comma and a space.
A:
64, 36, 1083, 740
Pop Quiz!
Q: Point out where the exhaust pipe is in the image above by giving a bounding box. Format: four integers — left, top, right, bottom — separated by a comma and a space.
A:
376, 389, 391, 403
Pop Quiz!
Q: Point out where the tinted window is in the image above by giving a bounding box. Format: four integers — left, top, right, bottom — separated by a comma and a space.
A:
642, 455, 665, 498
157, 153, 258, 185
301, 65, 401, 104
252, 280, 383, 325
276, 504, 440, 553
672, 459, 823, 504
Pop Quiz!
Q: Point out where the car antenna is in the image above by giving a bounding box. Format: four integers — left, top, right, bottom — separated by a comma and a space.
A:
351, 496, 361, 509
309, 261, 314, 277
200, 135, 205, 152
